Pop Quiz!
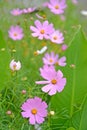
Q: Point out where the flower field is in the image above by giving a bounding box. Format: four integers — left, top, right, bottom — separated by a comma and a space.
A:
0, 0, 87, 130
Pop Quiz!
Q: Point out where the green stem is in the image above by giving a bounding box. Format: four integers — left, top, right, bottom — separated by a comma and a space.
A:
70, 68, 76, 117
69, 47, 79, 118
79, 95, 87, 130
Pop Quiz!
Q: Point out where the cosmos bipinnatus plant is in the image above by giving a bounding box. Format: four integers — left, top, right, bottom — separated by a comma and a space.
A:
0, 0, 87, 130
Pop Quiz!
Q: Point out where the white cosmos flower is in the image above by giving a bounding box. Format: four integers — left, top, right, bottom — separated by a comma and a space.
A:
37, 46, 48, 54
10, 59, 21, 71
80, 10, 87, 16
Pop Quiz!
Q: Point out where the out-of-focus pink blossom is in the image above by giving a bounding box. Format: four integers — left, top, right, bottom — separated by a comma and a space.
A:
72, 0, 78, 5
50, 30, 64, 44
61, 44, 68, 51
47, 0, 67, 15
10, 8, 23, 16
22, 7, 36, 14
8, 25, 24, 40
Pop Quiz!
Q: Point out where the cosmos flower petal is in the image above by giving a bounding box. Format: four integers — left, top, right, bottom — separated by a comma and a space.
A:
42, 84, 52, 93
29, 115, 36, 125
38, 109, 47, 117
34, 20, 42, 29
57, 70, 63, 78
58, 56, 66, 66
40, 65, 56, 80
38, 35, 43, 40
43, 21, 49, 27
41, 101, 48, 109
48, 87, 57, 95
35, 115, 44, 124
57, 78, 66, 92
35, 80, 50, 84
32, 33, 39, 37
30, 26, 38, 32
21, 111, 31, 118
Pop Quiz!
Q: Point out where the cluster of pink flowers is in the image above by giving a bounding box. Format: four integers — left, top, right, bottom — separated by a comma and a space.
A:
10, 7, 36, 16
8, 0, 68, 127
35, 51, 67, 96
30, 20, 64, 44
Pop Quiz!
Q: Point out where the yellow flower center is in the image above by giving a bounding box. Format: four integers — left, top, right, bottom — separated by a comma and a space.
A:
51, 79, 57, 84
40, 29, 45, 34
49, 58, 53, 63
31, 108, 37, 115
55, 5, 59, 9
34, 51, 39, 56
53, 36, 57, 40
14, 33, 17, 36
13, 64, 17, 70
42, 15, 46, 19
55, 62, 59, 65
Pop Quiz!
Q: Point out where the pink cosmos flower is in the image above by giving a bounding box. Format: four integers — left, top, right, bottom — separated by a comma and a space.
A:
8, 25, 24, 40
72, 0, 78, 4
10, 59, 21, 71
43, 52, 58, 65
56, 56, 66, 66
43, 52, 66, 66
35, 65, 66, 95
48, 0, 67, 15
10, 8, 23, 16
30, 20, 54, 40
50, 30, 64, 44
21, 97, 48, 125
43, 2, 49, 7
61, 44, 68, 51
22, 7, 36, 14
